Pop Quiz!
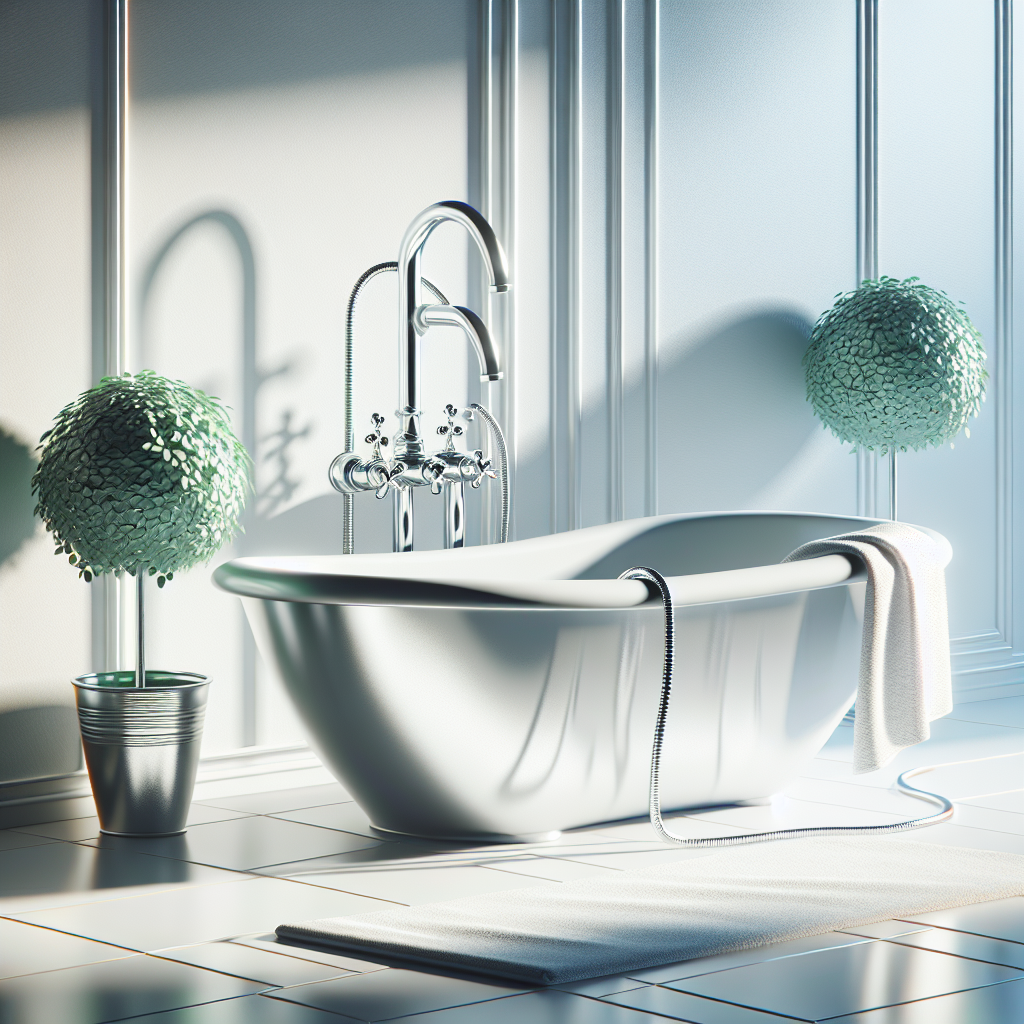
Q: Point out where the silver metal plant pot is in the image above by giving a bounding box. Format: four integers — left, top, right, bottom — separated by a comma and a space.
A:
72, 671, 209, 837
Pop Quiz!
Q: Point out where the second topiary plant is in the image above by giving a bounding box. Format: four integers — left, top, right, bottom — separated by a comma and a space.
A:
803, 276, 987, 518
33, 370, 250, 836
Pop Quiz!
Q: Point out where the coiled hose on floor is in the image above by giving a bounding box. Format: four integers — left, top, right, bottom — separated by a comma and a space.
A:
343, 263, 510, 552
619, 565, 954, 847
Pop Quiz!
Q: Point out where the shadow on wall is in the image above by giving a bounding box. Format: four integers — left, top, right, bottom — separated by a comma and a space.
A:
656, 309, 820, 513
0, 425, 39, 569
0, 427, 84, 783
200, 309, 824, 552
0, 0, 94, 117
0, 705, 81, 781
138, 209, 398, 558
129, 0, 480, 100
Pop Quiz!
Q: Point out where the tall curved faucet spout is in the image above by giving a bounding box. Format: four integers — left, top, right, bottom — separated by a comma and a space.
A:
399, 201, 509, 293
397, 201, 510, 440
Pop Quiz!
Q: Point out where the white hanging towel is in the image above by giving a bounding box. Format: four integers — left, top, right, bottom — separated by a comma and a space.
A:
785, 521, 953, 773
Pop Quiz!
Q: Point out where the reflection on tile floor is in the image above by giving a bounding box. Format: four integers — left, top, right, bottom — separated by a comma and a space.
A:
77, 814, 384, 871
269, 967, 529, 1019
0, 917, 135, 980
663, 939, 1021, 1019
0, 841, 241, 914
827, 978, 1024, 1023
130, 995, 359, 1021
903, 894, 1024, 942
154, 940, 358, 987
884, 926, 1024, 969
0, 700, 1022, 1022
0, 830, 57, 853
624, 931, 869, 984
0, 953, 263, 1024
12, 876, 387, 952
264, 860, 558, 905
15, 802, 252, 843
268, 800, 378, 838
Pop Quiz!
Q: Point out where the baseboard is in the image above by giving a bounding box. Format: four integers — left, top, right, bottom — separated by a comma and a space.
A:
0, 742, 323, 828
952, 680, 1024, 703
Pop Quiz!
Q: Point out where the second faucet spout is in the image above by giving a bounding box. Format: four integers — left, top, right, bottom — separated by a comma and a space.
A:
414, 304, 503, 382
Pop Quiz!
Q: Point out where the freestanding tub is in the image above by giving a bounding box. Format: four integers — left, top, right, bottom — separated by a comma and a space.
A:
214, 511, 892, 842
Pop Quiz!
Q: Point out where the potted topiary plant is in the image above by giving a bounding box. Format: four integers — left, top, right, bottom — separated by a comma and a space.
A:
33, 370, 249, 836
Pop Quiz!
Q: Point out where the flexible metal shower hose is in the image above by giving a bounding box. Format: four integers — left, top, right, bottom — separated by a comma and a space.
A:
619, 565, 954, 847
469, 402, 510, 544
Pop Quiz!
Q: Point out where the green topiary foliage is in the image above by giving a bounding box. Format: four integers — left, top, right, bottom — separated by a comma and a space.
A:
803, 277, 987, 454
33, 371, 250, 585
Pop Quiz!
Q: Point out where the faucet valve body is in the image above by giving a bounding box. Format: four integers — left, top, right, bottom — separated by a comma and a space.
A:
330, 412, 408, 500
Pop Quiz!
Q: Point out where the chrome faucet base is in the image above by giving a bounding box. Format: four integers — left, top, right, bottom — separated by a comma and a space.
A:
394, 487, 414, 553
444, 481, 465, 549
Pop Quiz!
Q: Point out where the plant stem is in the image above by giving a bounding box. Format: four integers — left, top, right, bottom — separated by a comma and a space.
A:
136, 570, 145, 688
889, 448, 898, 521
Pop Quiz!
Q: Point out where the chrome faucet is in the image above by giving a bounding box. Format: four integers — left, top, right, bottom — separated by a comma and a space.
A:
329, 201, 510, 553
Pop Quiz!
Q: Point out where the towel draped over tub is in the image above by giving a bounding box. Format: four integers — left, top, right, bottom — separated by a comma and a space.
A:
785, 520, 953, 774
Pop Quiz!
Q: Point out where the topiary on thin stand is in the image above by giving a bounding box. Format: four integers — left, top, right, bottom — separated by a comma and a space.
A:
32, 370, 250, 836
803, 277, 987, 519
34, 370, 250, 685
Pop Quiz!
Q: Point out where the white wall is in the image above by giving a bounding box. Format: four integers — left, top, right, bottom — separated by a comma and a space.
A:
127, 0, 482, 752
0, 1, 95, 784
2, 0, 1021, 782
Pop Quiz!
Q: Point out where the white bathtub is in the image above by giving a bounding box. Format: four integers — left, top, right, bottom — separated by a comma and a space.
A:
214, 511, 883, 841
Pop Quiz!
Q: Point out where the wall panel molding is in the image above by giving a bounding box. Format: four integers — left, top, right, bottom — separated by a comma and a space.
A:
96, 0, 132, 676
855, 0, 881, 520
480, 0, 518, 541
544, 0, 658, 530
951, 0, 1023, 687
607, 0, 624, 523
549, 0, 581, 532
995, 0, 1013, 649
643, 0, 659, 518
618, 0, 658, 521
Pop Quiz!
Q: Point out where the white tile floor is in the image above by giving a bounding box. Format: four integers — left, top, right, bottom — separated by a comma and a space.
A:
1, 694, 1023, 1022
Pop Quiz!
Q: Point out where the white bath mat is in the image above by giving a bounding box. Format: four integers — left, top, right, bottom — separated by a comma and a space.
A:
277, 836, 1024, 985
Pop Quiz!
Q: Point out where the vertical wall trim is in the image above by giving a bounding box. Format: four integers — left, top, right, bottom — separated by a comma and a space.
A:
507, 1, 519, 540
548, 1, 558, 534
569, 0, 583, 530
855, 0, 880, 519
607, 0, 625, 522
107, 0, 128, 378
644, 0, 659, 516
480, 0, 517, 541
996, 0, 1014, 645
478, 0, 492, 544
548, 0, 583, 533
101, 0, 130, 672
499, 0, 518, 541
480, 0, 496, 545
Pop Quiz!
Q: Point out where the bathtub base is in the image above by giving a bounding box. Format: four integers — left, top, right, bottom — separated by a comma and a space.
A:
371, 824, 563, 845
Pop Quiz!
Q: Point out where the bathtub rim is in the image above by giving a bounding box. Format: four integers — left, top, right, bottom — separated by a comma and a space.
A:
213, 509, 920, 611
218, 553, 864, 611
